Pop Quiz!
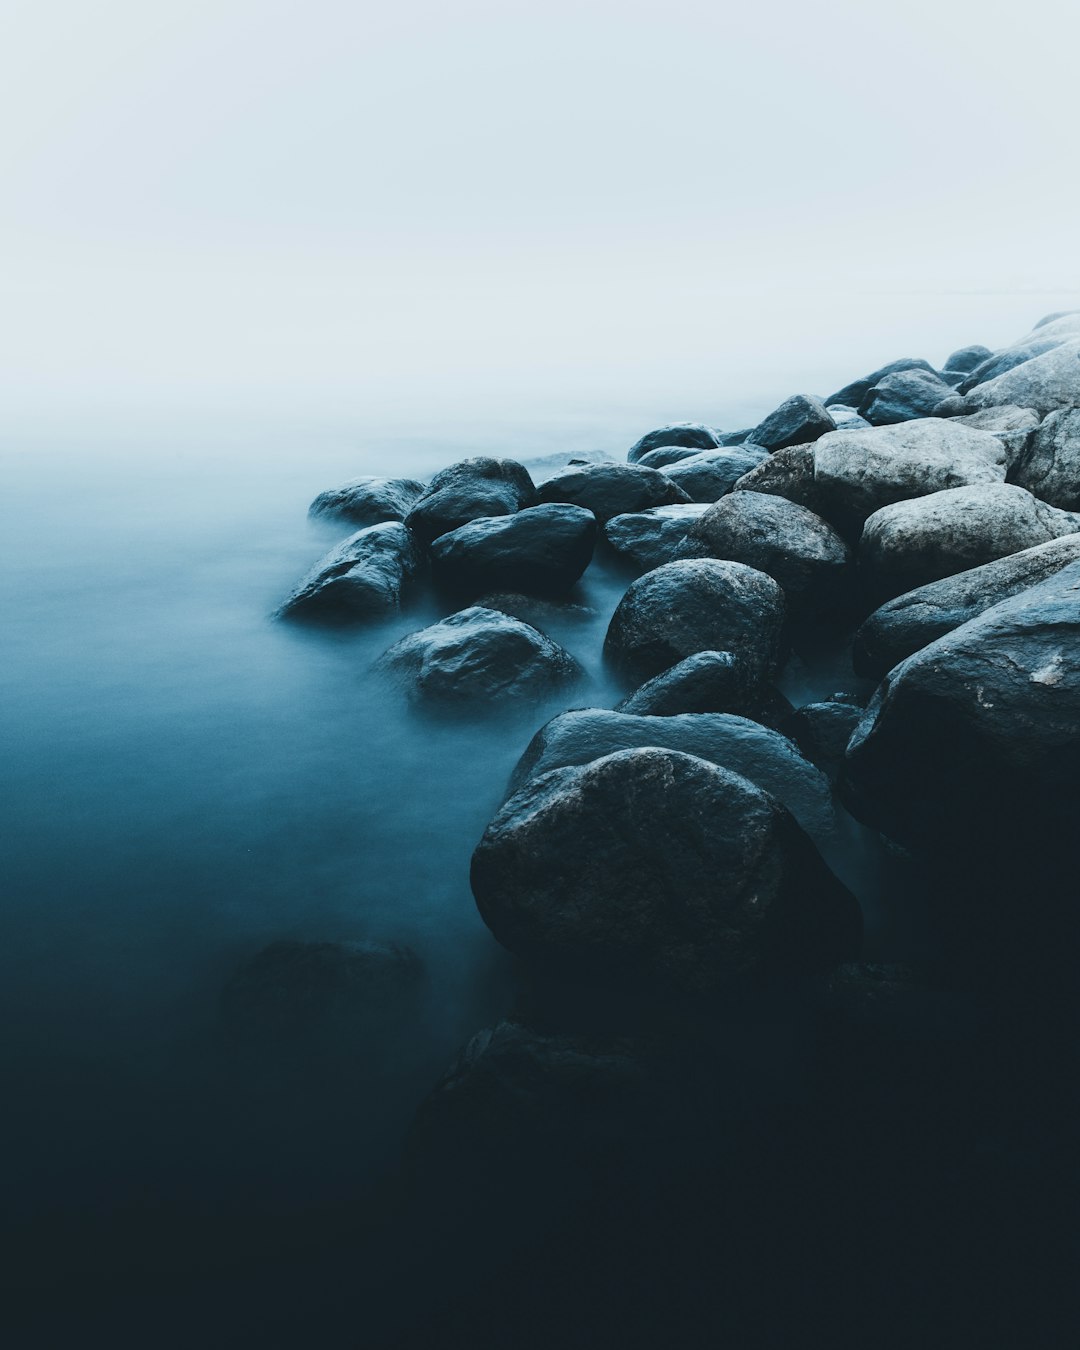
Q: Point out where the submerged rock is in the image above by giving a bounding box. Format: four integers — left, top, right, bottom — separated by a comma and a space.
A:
853, 533, 1080, 678
603, 503, 711, 571
379, 606, 580, 707
473, 748, 859, 995
429, 504, 597, 596
308, 476, 426, 528
746, 394, 836, 452
279, 522, 423, 621
859, 369, 955, 425
660, 447, 768, 502
616, 650, 791, 727
1009, 408, 1080, 511
537, 462, 691, 522
405, 457, 537, 545
858, 483, 1080, 598
626, 423, 720, 463
508, 708, 835, 842
604, 558, 786, 684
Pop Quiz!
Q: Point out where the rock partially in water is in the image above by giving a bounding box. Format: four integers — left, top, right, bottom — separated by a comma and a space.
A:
616, 650, 791, 727
604, 557, 786, 686
379, 606, 580, 707
660, 447, 768, 502
429, 504, 597, 597
474, 591, 597, 628
854, 533, 1080, 678
747, 394, 836, 452
1009, 408, 1080, 511
279, 521, 423, 621
507, 708, 835, 842
537, 462, 691, 522
473, 748, 859, 995
603, 503, 711, 571
825, 357, 939, 410
626, 422, 720, 463
676, 490, 852, 617
405, 457, 537, 545
858, 483, 1080, 599
942, 344, 994, 376
308, 476, 426, 528
859, 369, 955, 425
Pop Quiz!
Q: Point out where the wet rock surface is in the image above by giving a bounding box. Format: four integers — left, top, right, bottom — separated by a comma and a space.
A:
626, 422, 720, 462
279, 521, 423, 621
537, 461, 691, 521
308, 475, 426, 527
616, 649, 792, 726
429, 503, 597, 596
405, 456, 537, 545
746, 393, 835, 451
659, 446, 767, 501
603, 502, 711, 570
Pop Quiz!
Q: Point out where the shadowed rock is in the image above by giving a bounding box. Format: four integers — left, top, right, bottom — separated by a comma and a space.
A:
825, 358, 938, 410
603, 503, 711, 571
626, 423, 720, 463
279, 521, 423, 621
942, 345, 993, 375
405, 457, 537, 545
616, 650, 791, 727
660, 447, 768, 502
308, 476, 426, 528
429, 504, 597, 596
747, 394, 835, 452
1009, 408, 1080, 510
859, 369, 955, 425
537, 462, 691, 522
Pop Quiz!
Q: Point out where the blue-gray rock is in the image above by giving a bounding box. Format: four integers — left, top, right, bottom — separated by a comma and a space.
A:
279, 521, 423, 621
747, 394, 836, 452
825, 358, 938, 410
626, 423, 720, 463
603, 503, 711, 571
957, 337, 1066, 393
616, 650, 792, 727
604, 558, 786, 683
429, 504, 597, 596
825, 405, 871, 431
660, 447, 769, 502
1008, 408, 1080, 511
405, 457, 537, 545
947, 340, 1080, 416
635, 445, 707, 470
858, 369, 955, 425
942, 345, 993, 375
731, 446, 829, 518
308, 476, 426, 528
537, 462, 691, 522
782, 697, 865, 783
949, 405, 1040, 466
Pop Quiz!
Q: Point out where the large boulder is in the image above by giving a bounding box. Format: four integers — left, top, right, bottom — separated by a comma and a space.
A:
660, 447, 768, 502
626, 423, 720, 463
957, 336, 1067, 393
825, 358, 938, 410
812, 419, 1007, 533
949, 405, 1040, 465
942, 345, 993, 376
308, 476, 426, 528
943, 340, 1080, 417
473, 748, 859, 994
1033, 310, 1080, 333
731, 445, 828, 517
378, 606, 580, 707
507, 709, 835, 842
676, 490, 852, 616
603, 504, 711, 571
537, 463, 691, 522
859, 369, 955, 425
616, 651, 792, 728
853, 534, 1080, 678
1009, 408, 1080, 511
746, 395, 835, 452
603, 558, 786, 684
279, 522, 423, 621
404, 457, 537, 545
429, 504, 597, 596
844, 563, 1080, 852
858, 483, 1080, 598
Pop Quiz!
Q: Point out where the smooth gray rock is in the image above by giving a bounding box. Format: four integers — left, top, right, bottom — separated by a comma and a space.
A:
1033, 310, 1080, 331
825, 405, 871, 430
474, 747, 857, 994
943, 340, 1080, 417
1009, 408, 1080, 511
635, 445, 707, 471
949, 405, 1040, 465
405, 457, 537, 545
626, 423, 720, 463
957, 336, 1067, 392
537, 462, 691, 522
858, 369, 955, 425
676, 491, 852, 614
507, 708, 835, 842
279, 522, 423, 621
615, 650, 792, 727
604, 558, 786, 683
660, 447, 769, 502
858, 483, 1080, 598
942, 345, 993, 375
825, 358, 938, 410
746, 394, 836, 452
853, 533, 1080, 678
429, 504, 597, 596
308, 476, 426, 528
379, 606, 580, 707
603, 504, 711, 571
730, 446, 828, 517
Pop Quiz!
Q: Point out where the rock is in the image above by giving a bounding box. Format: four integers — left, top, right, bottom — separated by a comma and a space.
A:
474, 591, 596, 628
473, 748, 859, 995
716, 428, 755, 446
957, 336, 1066, 392
279, 522, 423, 621
844, 563, 1080, 851
429, 504, 597, 596
943, 345, 993, 375
660, 447, 769, 502
635, 445, 707, 470
404, 457, 537, 545
746, 395, 836, 452
825, 405, 871, 430
731, 445, 829, 517
616, 650, 792, 727
603, 558, 786, 684
626, 423, 720, 463
378, 606, 580, 707
308, 475, 427, 528
854, 534, 1080, 678
603, 504, 711, 571
1033, 310, 1080, 331
945, 340, 1080, 417
219, 939, 423, 1042
858, 369, 955, 425
537, 463, 691, 522
521, 449, 617, 483
858, 483, 1080, 599
825, 358, 939, 410
1009, 408, 1080, 510
507, 709, 834, 842
782, 697, 864, 782
950, 405, 1040, 465
676, 491, 852, 616
812, 419, 1007, 533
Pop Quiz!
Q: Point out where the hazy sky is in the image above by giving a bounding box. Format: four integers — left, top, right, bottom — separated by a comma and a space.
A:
2, 0, 1078, 425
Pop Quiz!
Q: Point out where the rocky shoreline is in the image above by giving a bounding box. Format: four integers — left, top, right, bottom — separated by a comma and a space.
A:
253, 312, 1079, 1346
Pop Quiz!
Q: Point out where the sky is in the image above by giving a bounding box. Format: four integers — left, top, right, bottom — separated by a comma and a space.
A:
2, 0, 1078, 428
